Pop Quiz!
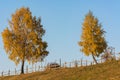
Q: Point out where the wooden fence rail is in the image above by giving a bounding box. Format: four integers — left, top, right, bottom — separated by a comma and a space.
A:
0, 58, 109, 77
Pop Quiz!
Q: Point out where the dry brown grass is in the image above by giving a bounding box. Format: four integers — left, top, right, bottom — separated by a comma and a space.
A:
1, 60, 120, 80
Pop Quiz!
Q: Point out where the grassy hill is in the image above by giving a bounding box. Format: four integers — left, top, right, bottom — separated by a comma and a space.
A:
1, 60, 120, 80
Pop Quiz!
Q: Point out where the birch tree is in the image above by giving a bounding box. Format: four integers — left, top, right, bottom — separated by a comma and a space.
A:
2, 7, 48, 74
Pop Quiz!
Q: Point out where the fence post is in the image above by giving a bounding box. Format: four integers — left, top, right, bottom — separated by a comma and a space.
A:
26, 66, 28, 74
8, 69, 10, 76
43, 64, 45, 71
47, 63, 50, 70
32, 64, 33, 73
35, 64, 36, 72
81, 59, 82, 66
38, 66, 40, 71
101, 58, 103, 63
15, 68, 16, 75
59, 58, 61, 67
101, 59, 102, 63
41, 62, 43, 69
91, 62, 92, 66
64, 62, 67, 68
86, 60, 87, 66
75, 60, 78, 68
1, 71, 3, 77
69, 62, 71, 68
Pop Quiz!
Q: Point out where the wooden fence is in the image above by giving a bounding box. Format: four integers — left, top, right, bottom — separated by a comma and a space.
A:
61, 59, 103, 68
0, 58, 111, 77
1, 65, 46, 77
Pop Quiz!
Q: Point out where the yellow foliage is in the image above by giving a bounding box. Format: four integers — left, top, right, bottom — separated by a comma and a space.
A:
2, 7, 48, 66
79, 11, 107, 57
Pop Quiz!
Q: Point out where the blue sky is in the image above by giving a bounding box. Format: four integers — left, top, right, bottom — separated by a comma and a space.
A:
0, 0, 120, 72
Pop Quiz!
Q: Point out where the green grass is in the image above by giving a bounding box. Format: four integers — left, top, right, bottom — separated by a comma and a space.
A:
1, 60, 120, 80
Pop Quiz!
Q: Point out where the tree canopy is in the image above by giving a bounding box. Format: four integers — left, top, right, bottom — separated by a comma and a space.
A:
79, 11, 107, 64
2, 7, 48, 74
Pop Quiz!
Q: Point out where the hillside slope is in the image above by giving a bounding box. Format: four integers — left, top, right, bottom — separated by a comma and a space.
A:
1, 60, 120, 80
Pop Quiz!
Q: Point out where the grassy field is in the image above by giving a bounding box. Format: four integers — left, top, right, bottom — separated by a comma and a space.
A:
1, 60, 120, 80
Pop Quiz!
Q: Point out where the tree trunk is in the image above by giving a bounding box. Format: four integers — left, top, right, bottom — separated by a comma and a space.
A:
21, 60, 25, 74
92, 54, 98, 64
